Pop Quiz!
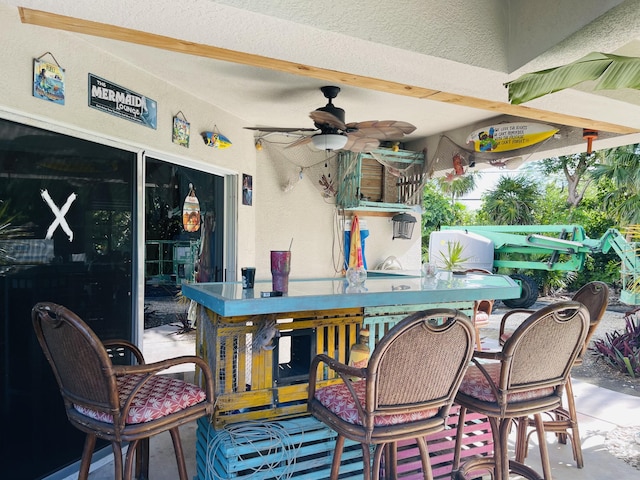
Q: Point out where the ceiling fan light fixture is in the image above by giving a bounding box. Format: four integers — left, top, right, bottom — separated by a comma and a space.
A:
311, 133, 348, 151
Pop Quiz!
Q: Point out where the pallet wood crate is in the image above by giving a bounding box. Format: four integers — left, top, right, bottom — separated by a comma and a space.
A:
363, 301, 475, 349
195, 408, 492, 479
196, 305, 364, 428
195, 416, 366, 480
337, 148, 426, 212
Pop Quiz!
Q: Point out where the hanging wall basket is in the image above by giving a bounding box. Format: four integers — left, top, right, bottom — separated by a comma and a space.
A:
182, 183, 201, 232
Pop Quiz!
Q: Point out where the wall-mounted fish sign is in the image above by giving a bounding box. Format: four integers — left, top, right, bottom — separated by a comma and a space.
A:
202, 130, 232, 149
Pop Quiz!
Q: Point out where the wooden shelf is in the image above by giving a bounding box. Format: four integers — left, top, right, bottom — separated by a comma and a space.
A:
337, 148, 426, 212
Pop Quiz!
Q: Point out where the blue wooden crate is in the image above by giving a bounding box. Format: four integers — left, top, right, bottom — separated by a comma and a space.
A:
195, 416, 366, 479
195, 407, 492, 480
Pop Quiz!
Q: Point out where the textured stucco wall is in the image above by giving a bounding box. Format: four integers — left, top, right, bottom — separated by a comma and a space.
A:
0, 4, 257, 272
0, 4, 423, 281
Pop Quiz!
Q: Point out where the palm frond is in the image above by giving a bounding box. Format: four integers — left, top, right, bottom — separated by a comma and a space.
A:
505, 52, 640, 105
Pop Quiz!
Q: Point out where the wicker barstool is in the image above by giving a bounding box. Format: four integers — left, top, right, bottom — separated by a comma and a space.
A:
308, 309, 475, 480
32, 302, 215, 480
500, 281, 609, 469
452, 301, 589, 480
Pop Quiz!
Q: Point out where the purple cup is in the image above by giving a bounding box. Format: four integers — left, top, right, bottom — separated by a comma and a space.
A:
270, 250, 291, 293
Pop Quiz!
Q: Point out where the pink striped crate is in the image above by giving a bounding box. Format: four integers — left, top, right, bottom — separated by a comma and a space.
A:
395, 405, 493, 479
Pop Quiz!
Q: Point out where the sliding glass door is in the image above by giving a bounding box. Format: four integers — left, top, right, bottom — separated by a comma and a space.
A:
0, 118, 136, 478
0, 117, 230, 478
143, 157, 225, 337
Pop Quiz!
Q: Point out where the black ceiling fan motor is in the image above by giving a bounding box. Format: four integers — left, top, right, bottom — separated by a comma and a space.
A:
314, 86, 346, 127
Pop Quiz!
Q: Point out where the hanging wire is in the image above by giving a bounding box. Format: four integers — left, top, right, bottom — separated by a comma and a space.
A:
174, 110, 188, 122
205, 420, 301, 479
35, 51, 63, 68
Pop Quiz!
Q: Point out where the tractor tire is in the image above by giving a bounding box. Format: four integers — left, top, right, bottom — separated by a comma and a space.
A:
503, 274, 539, 309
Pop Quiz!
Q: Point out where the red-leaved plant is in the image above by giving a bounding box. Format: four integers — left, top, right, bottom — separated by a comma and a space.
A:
591, 308, 640, 378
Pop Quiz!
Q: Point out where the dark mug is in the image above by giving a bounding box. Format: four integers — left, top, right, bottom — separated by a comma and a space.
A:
241, 267, 256, 289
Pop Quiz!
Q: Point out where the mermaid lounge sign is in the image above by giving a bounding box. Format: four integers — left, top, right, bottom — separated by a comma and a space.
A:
88, 74, 157, 129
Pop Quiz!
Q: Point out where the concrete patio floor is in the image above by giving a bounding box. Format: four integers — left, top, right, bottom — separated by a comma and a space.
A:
83, 317, 640, 480
85, 376, 640, 479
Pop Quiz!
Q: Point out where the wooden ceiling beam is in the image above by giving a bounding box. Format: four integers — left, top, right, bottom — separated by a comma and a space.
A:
19, 7, 640, 135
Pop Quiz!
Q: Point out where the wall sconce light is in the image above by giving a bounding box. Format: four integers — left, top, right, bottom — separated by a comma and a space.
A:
255, 139, 263, 151
391, 212, 417, 240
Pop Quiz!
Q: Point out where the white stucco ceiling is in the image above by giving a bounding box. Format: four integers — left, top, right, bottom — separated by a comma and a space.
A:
3, 0, 640, 155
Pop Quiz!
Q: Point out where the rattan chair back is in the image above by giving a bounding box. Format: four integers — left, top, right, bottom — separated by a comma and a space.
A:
499, 301, 588, 393
367, 309, 475, 417
571, 281, 609, 359
32, 302, 121, 419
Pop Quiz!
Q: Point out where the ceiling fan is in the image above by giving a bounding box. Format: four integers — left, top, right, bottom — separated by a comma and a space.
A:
245, 86, 416, 152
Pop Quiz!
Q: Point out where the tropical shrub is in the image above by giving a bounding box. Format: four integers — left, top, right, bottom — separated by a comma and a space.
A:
591, 308, 640, 378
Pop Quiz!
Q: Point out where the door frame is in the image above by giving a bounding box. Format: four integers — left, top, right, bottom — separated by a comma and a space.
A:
0, 107, 238, 346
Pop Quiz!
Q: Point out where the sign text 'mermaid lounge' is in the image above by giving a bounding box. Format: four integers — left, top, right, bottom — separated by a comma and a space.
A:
88, 74, 157, 129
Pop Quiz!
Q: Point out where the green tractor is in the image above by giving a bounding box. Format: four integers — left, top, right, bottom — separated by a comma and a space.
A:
432, 225, 640, 308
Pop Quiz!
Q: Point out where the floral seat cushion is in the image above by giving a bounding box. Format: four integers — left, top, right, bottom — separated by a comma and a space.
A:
314, 380, 438, 427
458, 363, 554, 403
74, 373, 207, 424
475, 311, 490, 327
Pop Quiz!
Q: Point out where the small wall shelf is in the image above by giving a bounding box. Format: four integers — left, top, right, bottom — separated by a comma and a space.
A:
337, 148, 426, 213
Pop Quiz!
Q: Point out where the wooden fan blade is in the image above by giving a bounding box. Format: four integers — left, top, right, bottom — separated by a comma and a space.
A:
284, 136, 313, 149
309, 110, 346, 130
346, 120, 417, 135
344, 134, 380, 152
351, 126, 409, 140
244, 126, 317, 132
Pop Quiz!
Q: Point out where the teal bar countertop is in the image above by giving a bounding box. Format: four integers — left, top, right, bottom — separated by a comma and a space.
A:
181, 272, 520, 317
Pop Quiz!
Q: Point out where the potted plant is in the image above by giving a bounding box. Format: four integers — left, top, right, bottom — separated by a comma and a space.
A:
438, 240, 470, 274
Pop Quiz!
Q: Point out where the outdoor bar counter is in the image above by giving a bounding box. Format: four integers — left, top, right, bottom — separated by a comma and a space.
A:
182, 272, 520, 427
182, 273, 519, 480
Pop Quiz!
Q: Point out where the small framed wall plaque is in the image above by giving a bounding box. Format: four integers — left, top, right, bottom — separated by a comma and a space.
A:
33, 52, 65, 105
242, 174, 253, 206
172, 111, 190, 147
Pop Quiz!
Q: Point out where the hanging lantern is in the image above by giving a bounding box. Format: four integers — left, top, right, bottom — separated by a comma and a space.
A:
182, 183, 201, 232
392, 212, 417, 240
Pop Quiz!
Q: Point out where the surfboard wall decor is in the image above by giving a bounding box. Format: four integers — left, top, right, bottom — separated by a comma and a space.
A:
466, 122, 558, 153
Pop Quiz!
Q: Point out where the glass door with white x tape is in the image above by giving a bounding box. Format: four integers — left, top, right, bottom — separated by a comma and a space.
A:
0, 117, 136, 479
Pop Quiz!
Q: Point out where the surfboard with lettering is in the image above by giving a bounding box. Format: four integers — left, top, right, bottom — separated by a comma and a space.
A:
466, 122, 558, 153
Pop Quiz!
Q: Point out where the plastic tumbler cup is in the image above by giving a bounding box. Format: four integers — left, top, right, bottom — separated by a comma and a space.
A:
270, 251, 291, 293
241, 267, 256, 289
